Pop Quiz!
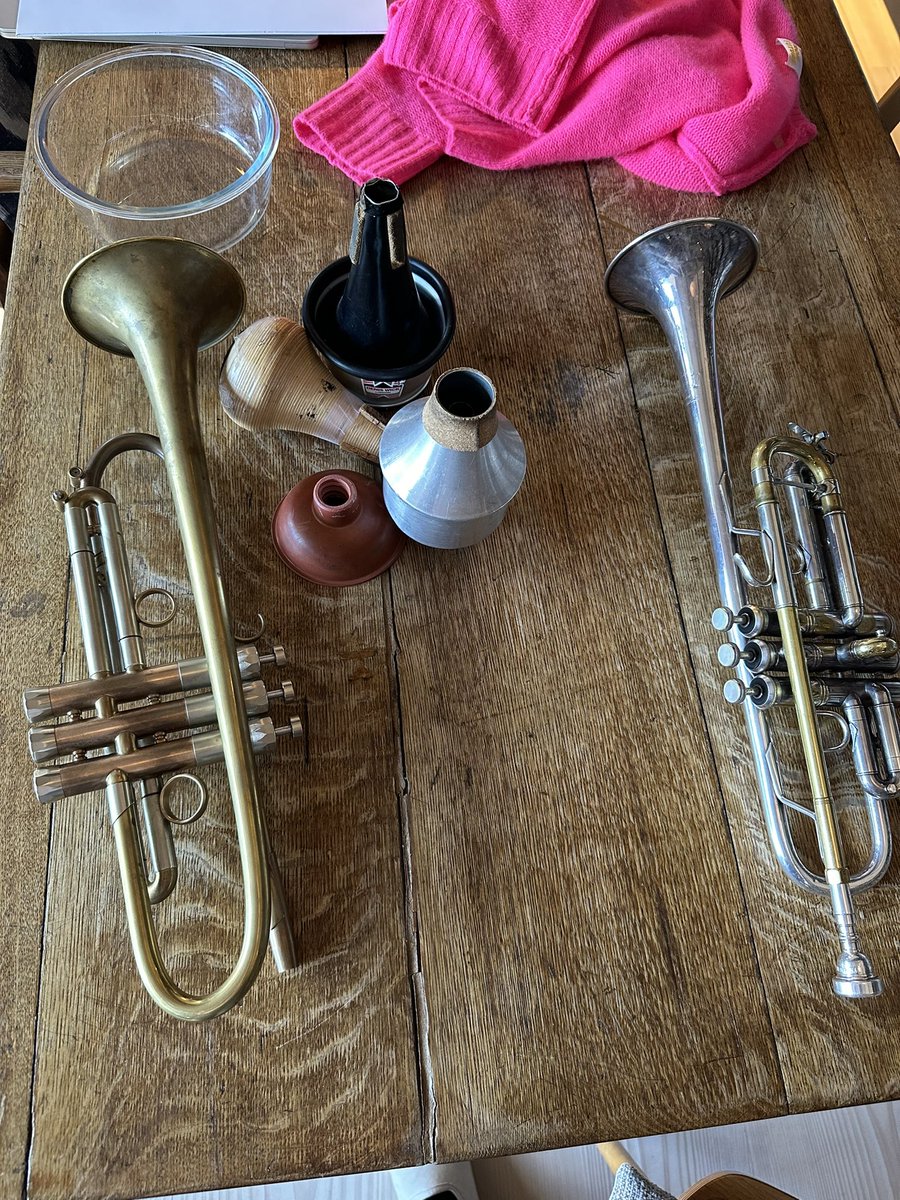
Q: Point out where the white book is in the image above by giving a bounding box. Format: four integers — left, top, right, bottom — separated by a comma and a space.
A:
12, 0, 387, 39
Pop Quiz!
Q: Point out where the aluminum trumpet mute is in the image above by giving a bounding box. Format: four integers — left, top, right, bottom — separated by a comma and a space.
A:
219, 316, 385, 462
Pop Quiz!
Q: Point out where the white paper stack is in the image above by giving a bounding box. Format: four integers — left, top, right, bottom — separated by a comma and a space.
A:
3, 0, 387, 44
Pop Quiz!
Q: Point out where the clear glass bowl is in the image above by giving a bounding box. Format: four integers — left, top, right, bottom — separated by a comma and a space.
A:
33, 44, 280, 252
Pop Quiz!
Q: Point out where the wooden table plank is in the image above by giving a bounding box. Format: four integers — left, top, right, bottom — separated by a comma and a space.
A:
375, 161, 787, 1160
588, 0, 900, 1120
1, 44, 422, 1200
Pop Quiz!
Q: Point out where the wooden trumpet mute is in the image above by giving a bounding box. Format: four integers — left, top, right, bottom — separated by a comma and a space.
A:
219, 316, 385, 463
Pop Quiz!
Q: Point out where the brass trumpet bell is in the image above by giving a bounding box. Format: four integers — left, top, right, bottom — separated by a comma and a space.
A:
63, 236, 245, 356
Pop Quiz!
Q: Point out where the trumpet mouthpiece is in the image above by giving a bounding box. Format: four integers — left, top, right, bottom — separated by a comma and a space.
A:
833, 952, 883, 1000
220, 316, 385, 463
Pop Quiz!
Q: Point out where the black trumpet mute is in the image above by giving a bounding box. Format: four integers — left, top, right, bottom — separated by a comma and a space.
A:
302, 178, 455, 407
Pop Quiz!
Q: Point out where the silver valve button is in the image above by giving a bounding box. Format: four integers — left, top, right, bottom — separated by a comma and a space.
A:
274, 716, 304, 739
723, 678, 748, 705
711, 607, 735, 632
269, 680, 296, 704
717, 643, 743, 668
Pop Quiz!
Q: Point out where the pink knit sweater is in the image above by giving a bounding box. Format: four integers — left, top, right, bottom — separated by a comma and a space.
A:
294, 0, 816, 195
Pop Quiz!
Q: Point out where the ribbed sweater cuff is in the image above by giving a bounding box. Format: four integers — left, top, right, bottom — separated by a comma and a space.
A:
293, 68, 443, 186
383, 0, 595, 133
679, 105, 817, 195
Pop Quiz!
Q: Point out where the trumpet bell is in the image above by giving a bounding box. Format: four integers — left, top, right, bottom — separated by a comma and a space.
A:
604, 217, 759, 315
62, 236, 245, 356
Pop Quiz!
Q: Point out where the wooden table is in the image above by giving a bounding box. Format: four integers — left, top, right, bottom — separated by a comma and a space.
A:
1, 6, 899, 1199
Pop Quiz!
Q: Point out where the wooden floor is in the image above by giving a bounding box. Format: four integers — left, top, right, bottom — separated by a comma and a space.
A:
157, 1101, 900, 1200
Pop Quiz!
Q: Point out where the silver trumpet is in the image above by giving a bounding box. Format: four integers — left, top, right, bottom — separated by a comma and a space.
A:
605, 218, 897, 999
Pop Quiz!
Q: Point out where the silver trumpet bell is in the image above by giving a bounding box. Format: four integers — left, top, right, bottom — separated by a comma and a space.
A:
605, 218, 896, 1000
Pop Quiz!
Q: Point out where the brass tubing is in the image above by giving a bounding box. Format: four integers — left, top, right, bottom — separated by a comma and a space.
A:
23, 643, 284, 723
29, 678, 278, 763
719, 604, 893, 641
751, 445, 844, 869
34, 717, 288, 803
842, 694, 898, 800
782, 461, 832, 611
752, 436, 881, 996
135, 305, 270, 1019
61, 238, 275, 1020
138, 773, 177, 904
725, 637, 899, 676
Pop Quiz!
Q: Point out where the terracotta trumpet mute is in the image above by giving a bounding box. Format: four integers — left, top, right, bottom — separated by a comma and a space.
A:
219, 315, 385, 463
273, 469, 406, 587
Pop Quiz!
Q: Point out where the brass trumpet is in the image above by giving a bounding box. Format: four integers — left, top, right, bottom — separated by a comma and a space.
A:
605, 219, 897, 999
24, 239, 301, 1021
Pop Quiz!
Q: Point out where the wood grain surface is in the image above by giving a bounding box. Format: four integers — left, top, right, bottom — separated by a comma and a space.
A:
154, 1098, 900, 1199
375, 142, 785, 1161
0, 6, 898, 1199
0, 150, 25, 192
0, 44, 420, 1200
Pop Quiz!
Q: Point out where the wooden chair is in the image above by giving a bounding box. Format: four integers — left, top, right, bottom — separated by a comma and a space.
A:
598, 1141, 800, 1200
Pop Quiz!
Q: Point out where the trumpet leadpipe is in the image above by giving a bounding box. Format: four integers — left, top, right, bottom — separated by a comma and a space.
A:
34, 716, 303, 805
28, 679, 296, 763
24, 643, 287, 724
